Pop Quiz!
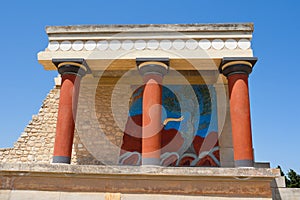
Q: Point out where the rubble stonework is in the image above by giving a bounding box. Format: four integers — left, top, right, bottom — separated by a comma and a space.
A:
0, 78, 125, 165
72, 78, 130, 164
72, 78, 128, 165
0, 87, 59, 163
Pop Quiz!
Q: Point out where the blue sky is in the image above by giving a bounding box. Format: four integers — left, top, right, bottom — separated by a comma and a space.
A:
0, 0, 299, 173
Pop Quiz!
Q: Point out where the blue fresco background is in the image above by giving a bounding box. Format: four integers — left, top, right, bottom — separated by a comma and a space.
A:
129, 85, 218, 139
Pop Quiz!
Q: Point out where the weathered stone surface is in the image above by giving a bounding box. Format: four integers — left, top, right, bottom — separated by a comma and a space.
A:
121, 194, 271, 200
0, 190, 10, 200
0, 163, 279, 198
0, 78, 125, 165
46, 23, 254, 34
60, 192, 105, 200
9, 190, 60, 200
105, 193, 120, 200
0, 190, 274, 200
0, 163, 280, 177
272, 188, 300, 200
0, 88, 60, 164
0, 190, 106, 200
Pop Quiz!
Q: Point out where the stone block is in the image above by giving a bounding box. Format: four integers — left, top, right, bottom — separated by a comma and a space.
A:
121, 194, 271, 200
219, 147, 234, 167
271, 176, 286, 188
105, 193, 120, 200
0, 163, 280, 198
60, 191, 105, 200
254, 162, 270, 168
0, 190, 11, 200
9, 190, 60, 200
272, 188, 300, 200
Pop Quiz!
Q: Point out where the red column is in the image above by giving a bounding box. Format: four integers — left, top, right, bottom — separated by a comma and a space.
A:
228, 73, 254, 167
221, 58, 257, 167
137, 58, 169, 165
52, 60, 87, 164
142, 74, 163, 165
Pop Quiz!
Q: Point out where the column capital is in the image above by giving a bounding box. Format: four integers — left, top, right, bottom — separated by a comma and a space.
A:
219, 57, 258, 77
136, 58, 169, 77
52, 58, 90, 77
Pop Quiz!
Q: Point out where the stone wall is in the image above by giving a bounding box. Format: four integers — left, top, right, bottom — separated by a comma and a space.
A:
0, 75, 128, 165
73, 76, 130, 165
0, 75, 231, 166
0, 87, 59, 164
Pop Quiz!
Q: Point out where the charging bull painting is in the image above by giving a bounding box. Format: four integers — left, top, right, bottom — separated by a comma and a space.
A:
119, 84, 220, 167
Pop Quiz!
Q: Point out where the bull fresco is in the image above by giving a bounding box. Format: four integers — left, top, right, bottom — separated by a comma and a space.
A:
119, 84, 220, 167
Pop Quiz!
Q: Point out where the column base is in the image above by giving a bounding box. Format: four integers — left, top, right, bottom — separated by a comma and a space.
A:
52, 156, 71, 164
235, 159, 254, 168
142, 158, 160, 166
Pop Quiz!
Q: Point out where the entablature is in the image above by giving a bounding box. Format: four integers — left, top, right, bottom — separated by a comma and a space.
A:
38, 23, 255, 84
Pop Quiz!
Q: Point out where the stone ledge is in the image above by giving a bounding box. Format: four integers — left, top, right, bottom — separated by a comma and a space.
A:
0, 190, 105, 200
0, 190, 273, 200
0, 163, 280, 198
46, 23, 254, 34
0, 163, 280, 178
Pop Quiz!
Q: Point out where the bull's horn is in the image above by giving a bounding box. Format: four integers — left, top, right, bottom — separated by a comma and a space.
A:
163, 116, 184, 126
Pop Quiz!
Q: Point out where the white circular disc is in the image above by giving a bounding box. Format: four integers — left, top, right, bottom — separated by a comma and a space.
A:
185, 39, 198, 50
84, 40, 96, 51
72, 40, 84, 51
199, 39, 211, 50
238, 39, 251, 50
134, 40, 146, 50
109, 40, 121, 51
97, 40, 108, 51
147, 40, 159, 50
212, 39, 225, 50
48, 41, 59, 51
160, 40, 172, 50
122, 40, 134, 50
60, 41, 71, 51
225, 39, 238, 50
172, 39, 185, 50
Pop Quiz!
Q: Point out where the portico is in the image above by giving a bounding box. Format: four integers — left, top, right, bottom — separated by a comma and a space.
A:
0, 23, 285, 199
38, 23, 257, 167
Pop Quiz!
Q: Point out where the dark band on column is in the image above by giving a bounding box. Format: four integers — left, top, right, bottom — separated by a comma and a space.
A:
53, 156, 71, 164
136, 58, 169, 76
235, 159, 254, 167
52, 58, 91, 77
219, 57, 258, 77
142, 158, 160, 165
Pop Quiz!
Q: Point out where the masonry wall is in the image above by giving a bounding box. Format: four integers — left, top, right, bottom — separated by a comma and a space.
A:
0, 76, 128, 165
73, 75, 129, 165
0, 75, 233, 166
0, 87, 59, 164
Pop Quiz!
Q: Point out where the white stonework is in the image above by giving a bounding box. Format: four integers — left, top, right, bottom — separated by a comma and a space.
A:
47, 38, 251, 52
38, 23, 254, 71
71, 40, 84, 51
59, 40, 72, 51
